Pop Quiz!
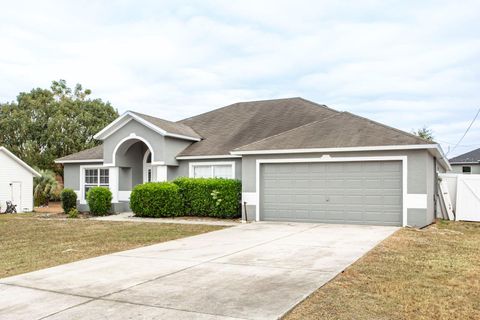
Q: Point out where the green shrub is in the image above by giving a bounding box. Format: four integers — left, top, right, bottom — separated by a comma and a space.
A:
130, 182, 183, 217
87, 187, 112, 216
34, 169, 62, 206
68, 208, 79, 219
173, 177, 241, 218
34, 193, 47, 207
60, 188, 77, 213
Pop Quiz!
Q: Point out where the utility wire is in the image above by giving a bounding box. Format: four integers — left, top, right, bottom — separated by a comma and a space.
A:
446, 108, 480, 156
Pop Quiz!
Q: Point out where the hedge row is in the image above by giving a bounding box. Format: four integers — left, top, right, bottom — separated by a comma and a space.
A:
130, 178, 241, 218
130, 182, 183, 217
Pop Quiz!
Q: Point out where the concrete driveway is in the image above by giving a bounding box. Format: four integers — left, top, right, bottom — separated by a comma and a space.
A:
0, 222, 397, 320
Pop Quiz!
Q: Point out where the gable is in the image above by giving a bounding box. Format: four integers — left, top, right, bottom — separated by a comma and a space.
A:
0, 147, 40, 177
94, 111, 201, 141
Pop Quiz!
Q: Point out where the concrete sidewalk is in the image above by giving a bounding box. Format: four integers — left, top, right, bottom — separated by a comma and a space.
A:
0, 222, 398, 320
92, 211, 240, 226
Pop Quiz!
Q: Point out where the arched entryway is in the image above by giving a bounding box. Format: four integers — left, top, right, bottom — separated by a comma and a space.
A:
114, 138, 153, 186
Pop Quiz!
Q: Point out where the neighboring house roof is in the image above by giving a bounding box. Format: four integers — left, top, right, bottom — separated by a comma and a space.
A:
232, 112, 430, 152
449, 147, 480, 164
0, 147, 41, 177
177, 97, 339, 157
93, 111, 202, 141
55, 145, 103, 163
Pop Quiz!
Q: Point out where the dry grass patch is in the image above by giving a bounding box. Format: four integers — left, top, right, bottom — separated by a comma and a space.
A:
285, 221, 480, 320
0, 213, 223, 278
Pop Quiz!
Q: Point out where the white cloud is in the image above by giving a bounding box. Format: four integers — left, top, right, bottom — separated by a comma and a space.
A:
0, 0, 479, 156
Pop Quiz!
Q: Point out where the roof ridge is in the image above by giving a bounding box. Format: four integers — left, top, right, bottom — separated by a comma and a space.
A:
177, 102, 241, 123
178, 97, 339, 123
342, 111, 434, 144
295, 97, 340, 113
233, 113, 345, 151
131, 110, 181, 125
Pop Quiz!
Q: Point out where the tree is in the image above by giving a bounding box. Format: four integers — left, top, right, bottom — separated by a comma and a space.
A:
0, 80, 118, 174
412, 126, 434, 141
34, 169, 62, 206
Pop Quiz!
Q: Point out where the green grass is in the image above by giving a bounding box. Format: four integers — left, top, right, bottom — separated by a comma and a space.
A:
0, 213, 224, 278
284, 221, 480, 320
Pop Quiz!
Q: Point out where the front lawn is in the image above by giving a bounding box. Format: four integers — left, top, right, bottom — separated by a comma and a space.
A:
285, 221, 480, 320
0, 213, 223, 278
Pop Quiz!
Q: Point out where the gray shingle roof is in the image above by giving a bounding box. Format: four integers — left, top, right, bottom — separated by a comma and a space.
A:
233, 111, 430, 152
449, 148, 480, 163
56, 97, 435, 162
56, 145, 103, 162
130, 111, 202, 139
177, 97, 339, 156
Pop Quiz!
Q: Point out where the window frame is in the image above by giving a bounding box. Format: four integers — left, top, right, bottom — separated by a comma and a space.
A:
188, 161, 235, 179
462, 166, 472, 174
81, 166, 110, 201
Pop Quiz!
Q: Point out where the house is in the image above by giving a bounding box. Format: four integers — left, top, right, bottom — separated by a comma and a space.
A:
55, 98, 450, 227
0, 147, 40, 212
449, 148, 480, 174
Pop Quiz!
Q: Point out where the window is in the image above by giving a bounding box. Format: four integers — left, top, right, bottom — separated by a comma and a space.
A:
144, 150, 153, 183
147, 169, 152, 182
190, 162, 234, 179
463, 166, 472, 174
84, 168, 109, 199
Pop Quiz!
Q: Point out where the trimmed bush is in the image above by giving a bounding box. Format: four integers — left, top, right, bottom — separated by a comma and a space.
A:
130, 182, 183, 217
87, 187, 112, 216
68, 208, 79, 219
173, 177, 241, 218
60, 188, 77, 213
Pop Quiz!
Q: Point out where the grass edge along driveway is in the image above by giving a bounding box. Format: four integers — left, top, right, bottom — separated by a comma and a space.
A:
0, 213, 224, 279
284, 221, 480, 320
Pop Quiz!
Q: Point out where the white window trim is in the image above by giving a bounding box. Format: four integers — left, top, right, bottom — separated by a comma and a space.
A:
254, 155, 408, 227
143, 149, 153, 183
188, 161, 235, 179
79, 165, 110, 204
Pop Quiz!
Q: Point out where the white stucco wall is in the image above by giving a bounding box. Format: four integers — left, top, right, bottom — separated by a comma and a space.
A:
0, 150, 36, 212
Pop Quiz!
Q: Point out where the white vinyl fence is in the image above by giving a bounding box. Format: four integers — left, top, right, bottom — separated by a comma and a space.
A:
439, 173, 480, 222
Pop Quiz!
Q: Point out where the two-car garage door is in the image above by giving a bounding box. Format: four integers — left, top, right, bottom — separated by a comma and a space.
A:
260, 161, 403, 226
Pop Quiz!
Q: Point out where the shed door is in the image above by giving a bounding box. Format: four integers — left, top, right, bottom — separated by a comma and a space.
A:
260, 161, 402, 226
11, 182, 22, 210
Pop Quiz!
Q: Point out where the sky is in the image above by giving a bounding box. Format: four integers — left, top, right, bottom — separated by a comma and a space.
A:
0, 1, 479, 157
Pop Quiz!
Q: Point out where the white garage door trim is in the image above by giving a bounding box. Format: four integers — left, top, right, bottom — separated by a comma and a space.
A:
255, 155, 408, 226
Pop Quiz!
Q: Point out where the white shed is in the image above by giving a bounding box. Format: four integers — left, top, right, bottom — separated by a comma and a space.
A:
0, 147, 40, 213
